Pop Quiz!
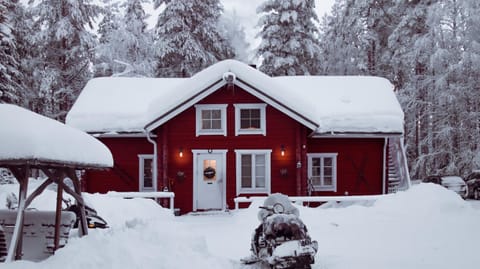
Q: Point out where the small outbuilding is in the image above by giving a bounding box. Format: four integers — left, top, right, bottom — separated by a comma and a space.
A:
0, 104, 113, 262
67, 59, 410, 214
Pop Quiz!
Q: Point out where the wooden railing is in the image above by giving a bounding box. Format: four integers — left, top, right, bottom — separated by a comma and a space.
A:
106, 191, 175, 212
233, 194, 385, 210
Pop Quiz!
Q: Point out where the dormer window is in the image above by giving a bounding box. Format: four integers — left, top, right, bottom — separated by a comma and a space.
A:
234, 103, 266, 136
195, 104, 227, 136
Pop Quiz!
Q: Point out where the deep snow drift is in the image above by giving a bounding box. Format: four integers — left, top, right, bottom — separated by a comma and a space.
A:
1, 181, 479, 269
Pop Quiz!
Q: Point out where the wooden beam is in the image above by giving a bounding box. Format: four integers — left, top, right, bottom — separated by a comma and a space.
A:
24, 177, 54, 209
53, 170, 65, 252
5, 165, 29, 262
66, 169, 88, 237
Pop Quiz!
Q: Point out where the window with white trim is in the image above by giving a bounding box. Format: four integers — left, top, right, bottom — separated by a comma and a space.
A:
138, 154, 154, 191
235, 149, 271, 194
307, 153, 338, 192
195, 104, 227, 136
234, 103, 266, 136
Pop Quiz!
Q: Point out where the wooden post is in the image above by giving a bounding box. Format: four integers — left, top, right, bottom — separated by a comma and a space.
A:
53, 171, 64, 252
67, 168, 88, 237
5, 166, 28, 262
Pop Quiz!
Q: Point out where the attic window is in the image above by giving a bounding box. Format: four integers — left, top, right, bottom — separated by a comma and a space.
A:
234, 103, 266, 136
195, 104, 227, 136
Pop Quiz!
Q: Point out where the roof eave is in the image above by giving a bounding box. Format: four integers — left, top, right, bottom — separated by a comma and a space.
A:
144, 79, 225, 132
310, 131, 404, 138
0, 158, 112, 170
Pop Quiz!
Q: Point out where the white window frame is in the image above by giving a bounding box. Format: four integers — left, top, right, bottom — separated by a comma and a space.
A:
138, 154, 155, 192
234, 103, 267, 136
195, 104, 227, 136
235, 149, 272, 195
307, 153, 338, 192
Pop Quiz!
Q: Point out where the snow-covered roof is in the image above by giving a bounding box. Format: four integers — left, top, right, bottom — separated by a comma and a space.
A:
67, 77, 186, 133
67, 59, 404, 135
0, 104, 113, 168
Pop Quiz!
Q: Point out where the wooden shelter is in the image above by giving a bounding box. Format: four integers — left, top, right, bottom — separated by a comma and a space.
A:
0, 104, 113, 262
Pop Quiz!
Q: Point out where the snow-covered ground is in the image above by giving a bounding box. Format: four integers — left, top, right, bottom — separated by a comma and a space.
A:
1, 180, 480, 269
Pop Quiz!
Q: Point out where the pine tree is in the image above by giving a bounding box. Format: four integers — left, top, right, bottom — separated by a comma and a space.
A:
0, 0, 22, 105
95, 0, 154, 77
318, 0, 367, 75
219, 9, 251, 63
256, 0, 321, 76
30, 0, 99, 121
153, 0, 234, 77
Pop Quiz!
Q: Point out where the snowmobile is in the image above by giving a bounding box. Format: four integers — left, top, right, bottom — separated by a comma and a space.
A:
242, 193, 318, 269
63, 198, 108, 229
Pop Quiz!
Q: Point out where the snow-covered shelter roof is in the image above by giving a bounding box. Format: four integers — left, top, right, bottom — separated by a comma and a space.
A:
67, 59, 404, 135
0, 104, 113, 169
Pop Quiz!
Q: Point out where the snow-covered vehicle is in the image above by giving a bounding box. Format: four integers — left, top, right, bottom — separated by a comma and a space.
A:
63, 198, 108, 229
243, 193, 318, 269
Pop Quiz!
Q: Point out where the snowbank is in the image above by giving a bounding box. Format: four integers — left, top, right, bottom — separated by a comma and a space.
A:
1, 183, 479, 269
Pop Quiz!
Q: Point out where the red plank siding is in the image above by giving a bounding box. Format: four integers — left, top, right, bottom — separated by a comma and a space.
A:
83, 137, 153, 193
307, 138, 385, 196
155, 85, 303, 212
83, 84, 387, 214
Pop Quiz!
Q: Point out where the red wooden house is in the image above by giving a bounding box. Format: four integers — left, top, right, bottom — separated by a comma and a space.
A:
67, 60, 410, 214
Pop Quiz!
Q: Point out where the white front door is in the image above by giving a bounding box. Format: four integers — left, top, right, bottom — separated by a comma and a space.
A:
193, 150, 227, 211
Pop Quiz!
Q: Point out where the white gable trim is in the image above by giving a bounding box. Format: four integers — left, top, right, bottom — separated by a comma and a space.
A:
144, 76, 319, 133
145, 79, 225, 132
235, 79, 318, 131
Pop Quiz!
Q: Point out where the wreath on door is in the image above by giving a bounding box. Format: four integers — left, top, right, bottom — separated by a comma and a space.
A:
203, 166, 216, 179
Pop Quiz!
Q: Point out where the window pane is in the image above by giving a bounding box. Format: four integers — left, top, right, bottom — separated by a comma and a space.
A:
250, 119, 260, 128
240, 119, 250, 129
324, 157, 332, 166
211, 119, 221, 129
312, 158, 320, 167
143, 159, 153, 188
255, 155, 265, 166
241, 155, 252, 188
312, 167, 320, 177
202, 119, 211, 129
256, 176, 265, 188
240, 109, 250, 118
211, 110, 221, 119
250, 109, 260, 118
324, 167, 332, 176
202, 110, 211, 119
311, 176, 321, 186
324, 176, 333, 186
203, 160, 217, 181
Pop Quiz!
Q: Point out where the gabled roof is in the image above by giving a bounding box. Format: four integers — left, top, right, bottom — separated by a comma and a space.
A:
67, 59, 404, 135
0, 104, 113, 169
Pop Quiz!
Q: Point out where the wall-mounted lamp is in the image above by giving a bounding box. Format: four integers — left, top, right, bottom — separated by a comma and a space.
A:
179, 147, 183, 158
280, 145, 285, 157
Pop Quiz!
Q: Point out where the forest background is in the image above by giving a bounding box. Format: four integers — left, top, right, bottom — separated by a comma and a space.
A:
1, 0, 479, 180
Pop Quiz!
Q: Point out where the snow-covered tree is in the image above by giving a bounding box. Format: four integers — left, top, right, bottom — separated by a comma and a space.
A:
95, 0, 154, 77
219, 9, 251, 63
30, 0, 99, 121
318, 0, 367, 75
153, 0, 235, 77
0, 0, 22, 105
256, 0, 321, 76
